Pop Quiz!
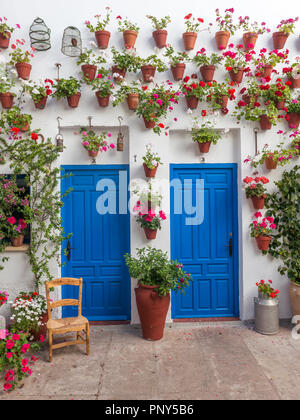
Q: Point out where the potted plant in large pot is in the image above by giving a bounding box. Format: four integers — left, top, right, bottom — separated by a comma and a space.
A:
238, 16, 270, 50
53, 76, 81, 108
146, 15, 171, 49
182, 13, 206, 50
0, 75, 15, 109
90, 68, 114, 107
113, 81, 140, 110
164, 46, 188, 81
117, 16, 140, 48
272, 17, 298, 50
254, 280, 280, 335
81, 128, 114, 158
9, 42, 35, 80
25, 78, 53, 110
243, 175, 270, 209
214, 8, 237, 50
139, 54, 167, 83
111, 46, 140, 82
84, 7, 112, 49
124, 247, 192, 340
192, 48, 223, 82
191, 117, 222, 153
142, 143, 162, 178
76, 48, 106, 82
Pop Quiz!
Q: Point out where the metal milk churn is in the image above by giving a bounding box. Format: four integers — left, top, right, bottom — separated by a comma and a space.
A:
254, 292, 279, 335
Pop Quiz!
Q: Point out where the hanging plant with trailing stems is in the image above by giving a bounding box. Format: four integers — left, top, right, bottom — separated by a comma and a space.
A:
0, 129, 72, 288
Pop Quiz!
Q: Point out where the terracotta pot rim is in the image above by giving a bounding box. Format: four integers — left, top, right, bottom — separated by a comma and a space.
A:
200, 64, 215, 69
16, 62, 32, 68
215, 30, 230, 35
153, 29, 168, 34
171, 62, 186, 68
143, 162, 158, 169
81, 64, 97, 69
243, 31, 258, 36
137, 283, 160, 290
183, 31, 197, 36
95, 30, 111, 35
123, 30, 138, 35
67, 92, 81, 98
272, 31, 289, 38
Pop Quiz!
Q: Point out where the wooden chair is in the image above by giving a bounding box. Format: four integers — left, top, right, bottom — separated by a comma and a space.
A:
45, 277, 90, 362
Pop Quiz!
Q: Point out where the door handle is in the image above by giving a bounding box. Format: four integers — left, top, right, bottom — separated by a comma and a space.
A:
66, 240, 75, 261
225, 234, 233, 257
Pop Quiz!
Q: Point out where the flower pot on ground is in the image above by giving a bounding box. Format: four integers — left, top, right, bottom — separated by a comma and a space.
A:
124, 247, 192, 340
81, 64, 97, 81
183, 32, 197, 50
127, 93, 139, 110
11, 234, 24, 247
272, 32, 289, 49
123, 30, 138, 48
15, 63, 32, 80
31, 313, 48, 342
200, 65, 215, 82
67, 92, 81, 108
242, 32, 258, 49
95, 30, 110, 49
215, 31, 230, 49
170, 63, 186, 81
254, 281, 280, 335
0, 31, 11, 49
95, 92, 110, 107
0, 93, 14, 109
259, 115, 272, 130
289, 282, 300, 316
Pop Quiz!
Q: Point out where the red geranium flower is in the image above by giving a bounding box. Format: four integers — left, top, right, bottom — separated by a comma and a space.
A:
184, 13, 192, 19
201, 110, 207, 116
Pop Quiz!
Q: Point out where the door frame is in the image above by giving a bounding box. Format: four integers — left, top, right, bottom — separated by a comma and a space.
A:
60, 164, 131, 321
170, 163, 239, 318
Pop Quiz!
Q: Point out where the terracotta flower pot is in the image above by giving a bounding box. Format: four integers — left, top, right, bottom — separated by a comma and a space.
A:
31, 313, 48, 341
112, 65, 126, 82
0, 31, 11, 49
170, 63, 186, 81
88, 149, 99, 157
276, 99, 285, 110
255, 235, 271, 251
289, 76, 300, 89
0, 92, 14, 109
198, 141, 211, 153
95, 30, 110, 49
251, 195, 266, 210
143, 163, 158, 178
272, 32, 289, 50
289, 282, 300, 316
215, 31, 230, 50
200, 65, 215, 82
67, 92, 81, 108
243, 32, 258, 49
182, 32, 197, 50
123, 30, 138, 48
144, 227, 157, 240
259, 115, 272, 130
143, 116, 156, 129
152, 30, 167, 48
261, 65, 273, 78
217, 95, 228, 108
15, 63, 32, 80
288, 112, 300, 129
265, 156, 277, 170
242, 94, 258, 107
81, 64, 97, 81
13, 119, 30, 132
141, 65, 156, 83
11, 235, 24, 247
127, 93, 139, 110
229, 68, 244, 84
186, 95, 199, 110
135, 283, 170, 340
96, 92, 110, 107
34, 96, 47, 110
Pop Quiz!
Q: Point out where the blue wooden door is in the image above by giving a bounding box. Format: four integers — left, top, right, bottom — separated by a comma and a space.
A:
170, 164, 239, 318
61, 165, 131, 321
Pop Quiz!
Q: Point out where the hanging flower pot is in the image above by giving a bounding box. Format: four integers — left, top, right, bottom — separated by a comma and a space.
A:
0, 93, 14, 109
0, 31, 11, 49
289, 77, 300, 89
229, 68, 244, 84
255, 235, 271, 251
287, 112, 300, 129
127, 93, 139, 110
276, 99, 285, 110
152, 30, 167, 48
143, 116, 156, 129
217, 95, 228, 108
170, 63, 186, 81
272, 32, 289, 50
198, 141, 211, 153
67, 92, 81, 108
185, 95, 199, 110
259, 115, 272, 130
141, 65, 156, 83
143, 163, 158, 178
81, 64, 97, 81
88, 149, 99, 157
111, 65, 126, 82
182, 32, 197, 50
215, 31, 230, 50
135, 283, 170, 340
15, 63, 32, 80
123, 30, 138, 48
251, 195, 266, 210
242, 94, 258, 108
243, 32, 258, 49
95, 92, 110, 107
265, 156, 277, 170
34, 96, 47, 110
261, 65, 273, 78
95, 30, 110, 49
200, 65, 215, 82
11, 235, 24, 248
13, 118, 30, 132
144, 227, 157, 240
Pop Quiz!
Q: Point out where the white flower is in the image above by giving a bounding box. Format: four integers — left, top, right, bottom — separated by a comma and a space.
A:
32, 88, 39, 94
187, 108, 193, 115
90, 41, 97, 48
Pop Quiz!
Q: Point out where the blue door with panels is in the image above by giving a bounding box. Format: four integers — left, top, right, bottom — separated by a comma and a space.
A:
61, 165, 131, 321
170, 164, 239, 318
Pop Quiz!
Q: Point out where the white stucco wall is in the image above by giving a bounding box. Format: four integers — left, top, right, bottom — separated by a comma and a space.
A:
0, 0, 299, 323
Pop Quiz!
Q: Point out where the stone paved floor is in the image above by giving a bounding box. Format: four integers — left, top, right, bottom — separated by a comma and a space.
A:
1, 320, 300, 400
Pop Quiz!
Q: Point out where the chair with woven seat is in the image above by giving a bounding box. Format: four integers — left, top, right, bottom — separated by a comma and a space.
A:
45, 277, 90, 362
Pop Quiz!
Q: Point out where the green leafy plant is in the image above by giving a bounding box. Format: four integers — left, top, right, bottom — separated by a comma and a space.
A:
52, 77, 81, 99
244, 143, 296, 168
117, 17, 140, 33
243, 175, 270, 198
191, 118, 222, 144
111, 46, 140, 72
1, 106, 32, 129
192, 48, 223, 67
287, 99, 300, 114
0, 74, 15, 94
233, 101, 279, 126
146, 15, 171, 30
276, 17, 299, 35
132, 180, 162, 208
164, 46, 189, 67
206, 80, 235, 111
253, 48, 289, 73
90, 69, 114, 97
256, 279, 279, 299
124, 246, 192, 296
9, 43, 34, 65
112, 81, 140, 106
81, 128, 114, 153
84, 8, 112, 32
25, 78, 53, 104
142, 143, 163, 169
76, 48, 106, 67
0, 17, 17, 36
140, 54, 168, 73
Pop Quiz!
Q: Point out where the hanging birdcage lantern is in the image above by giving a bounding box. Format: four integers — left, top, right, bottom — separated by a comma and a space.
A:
55, 117, 64, 152
61, 26, 82, 57
117, 116, 124, 152
29, 17, 51, 51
